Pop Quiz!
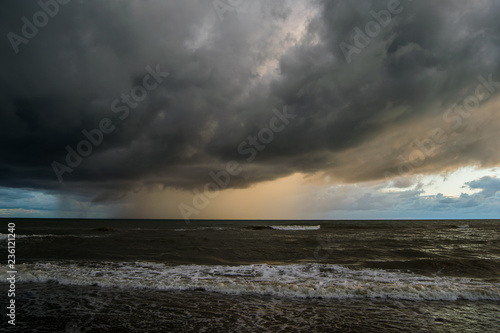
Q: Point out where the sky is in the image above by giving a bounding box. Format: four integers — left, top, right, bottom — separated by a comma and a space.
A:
1, 0, 500, 220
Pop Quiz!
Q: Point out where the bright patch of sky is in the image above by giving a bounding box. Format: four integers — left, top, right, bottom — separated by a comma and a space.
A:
380, 167, 500, 197
417, 167, 500, 197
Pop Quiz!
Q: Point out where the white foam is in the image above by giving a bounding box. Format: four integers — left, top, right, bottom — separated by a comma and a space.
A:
0, 233, 108, 239
174, 227, 230, 232
5, 261, 500, 301
270, 225, 320, 231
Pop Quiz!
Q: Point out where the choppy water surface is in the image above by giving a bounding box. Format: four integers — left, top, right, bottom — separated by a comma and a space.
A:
1, 219, 499, 332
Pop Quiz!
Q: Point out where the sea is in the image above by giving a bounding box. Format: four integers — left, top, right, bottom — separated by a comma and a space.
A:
1, 218, 499, 332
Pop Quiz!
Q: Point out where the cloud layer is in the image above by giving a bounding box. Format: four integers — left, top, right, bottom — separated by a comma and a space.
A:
1, 0, 500, 207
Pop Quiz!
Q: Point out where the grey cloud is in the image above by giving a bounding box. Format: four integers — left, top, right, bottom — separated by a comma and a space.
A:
1, 0, 500, 203
466, 176, 500, 198
304, 175, 500, 218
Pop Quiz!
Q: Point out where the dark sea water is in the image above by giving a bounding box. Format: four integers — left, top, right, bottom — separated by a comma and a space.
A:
1, 219, 500, 332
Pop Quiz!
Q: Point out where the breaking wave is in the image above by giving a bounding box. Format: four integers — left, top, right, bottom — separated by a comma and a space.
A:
5, 261, 500, 301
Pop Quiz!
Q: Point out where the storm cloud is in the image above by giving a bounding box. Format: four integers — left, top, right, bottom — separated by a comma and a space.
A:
2, 0, 500, 206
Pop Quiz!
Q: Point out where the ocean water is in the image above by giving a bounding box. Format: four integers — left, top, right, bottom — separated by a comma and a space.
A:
1, 219, 499, 332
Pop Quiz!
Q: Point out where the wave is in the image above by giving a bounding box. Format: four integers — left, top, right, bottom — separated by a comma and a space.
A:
173, 227, 230, 232
270, 225, 321, 231
0, 233, 108, 240
5, 261, 500, 301
0, 233, 12, 240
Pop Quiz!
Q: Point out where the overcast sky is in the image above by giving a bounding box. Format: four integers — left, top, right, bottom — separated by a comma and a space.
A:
2, 0, 500, 219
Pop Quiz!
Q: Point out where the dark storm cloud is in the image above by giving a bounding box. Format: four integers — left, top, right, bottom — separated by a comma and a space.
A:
1, 0, 500, 201
268, 0, 500, 180
0, 188, 34, 202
